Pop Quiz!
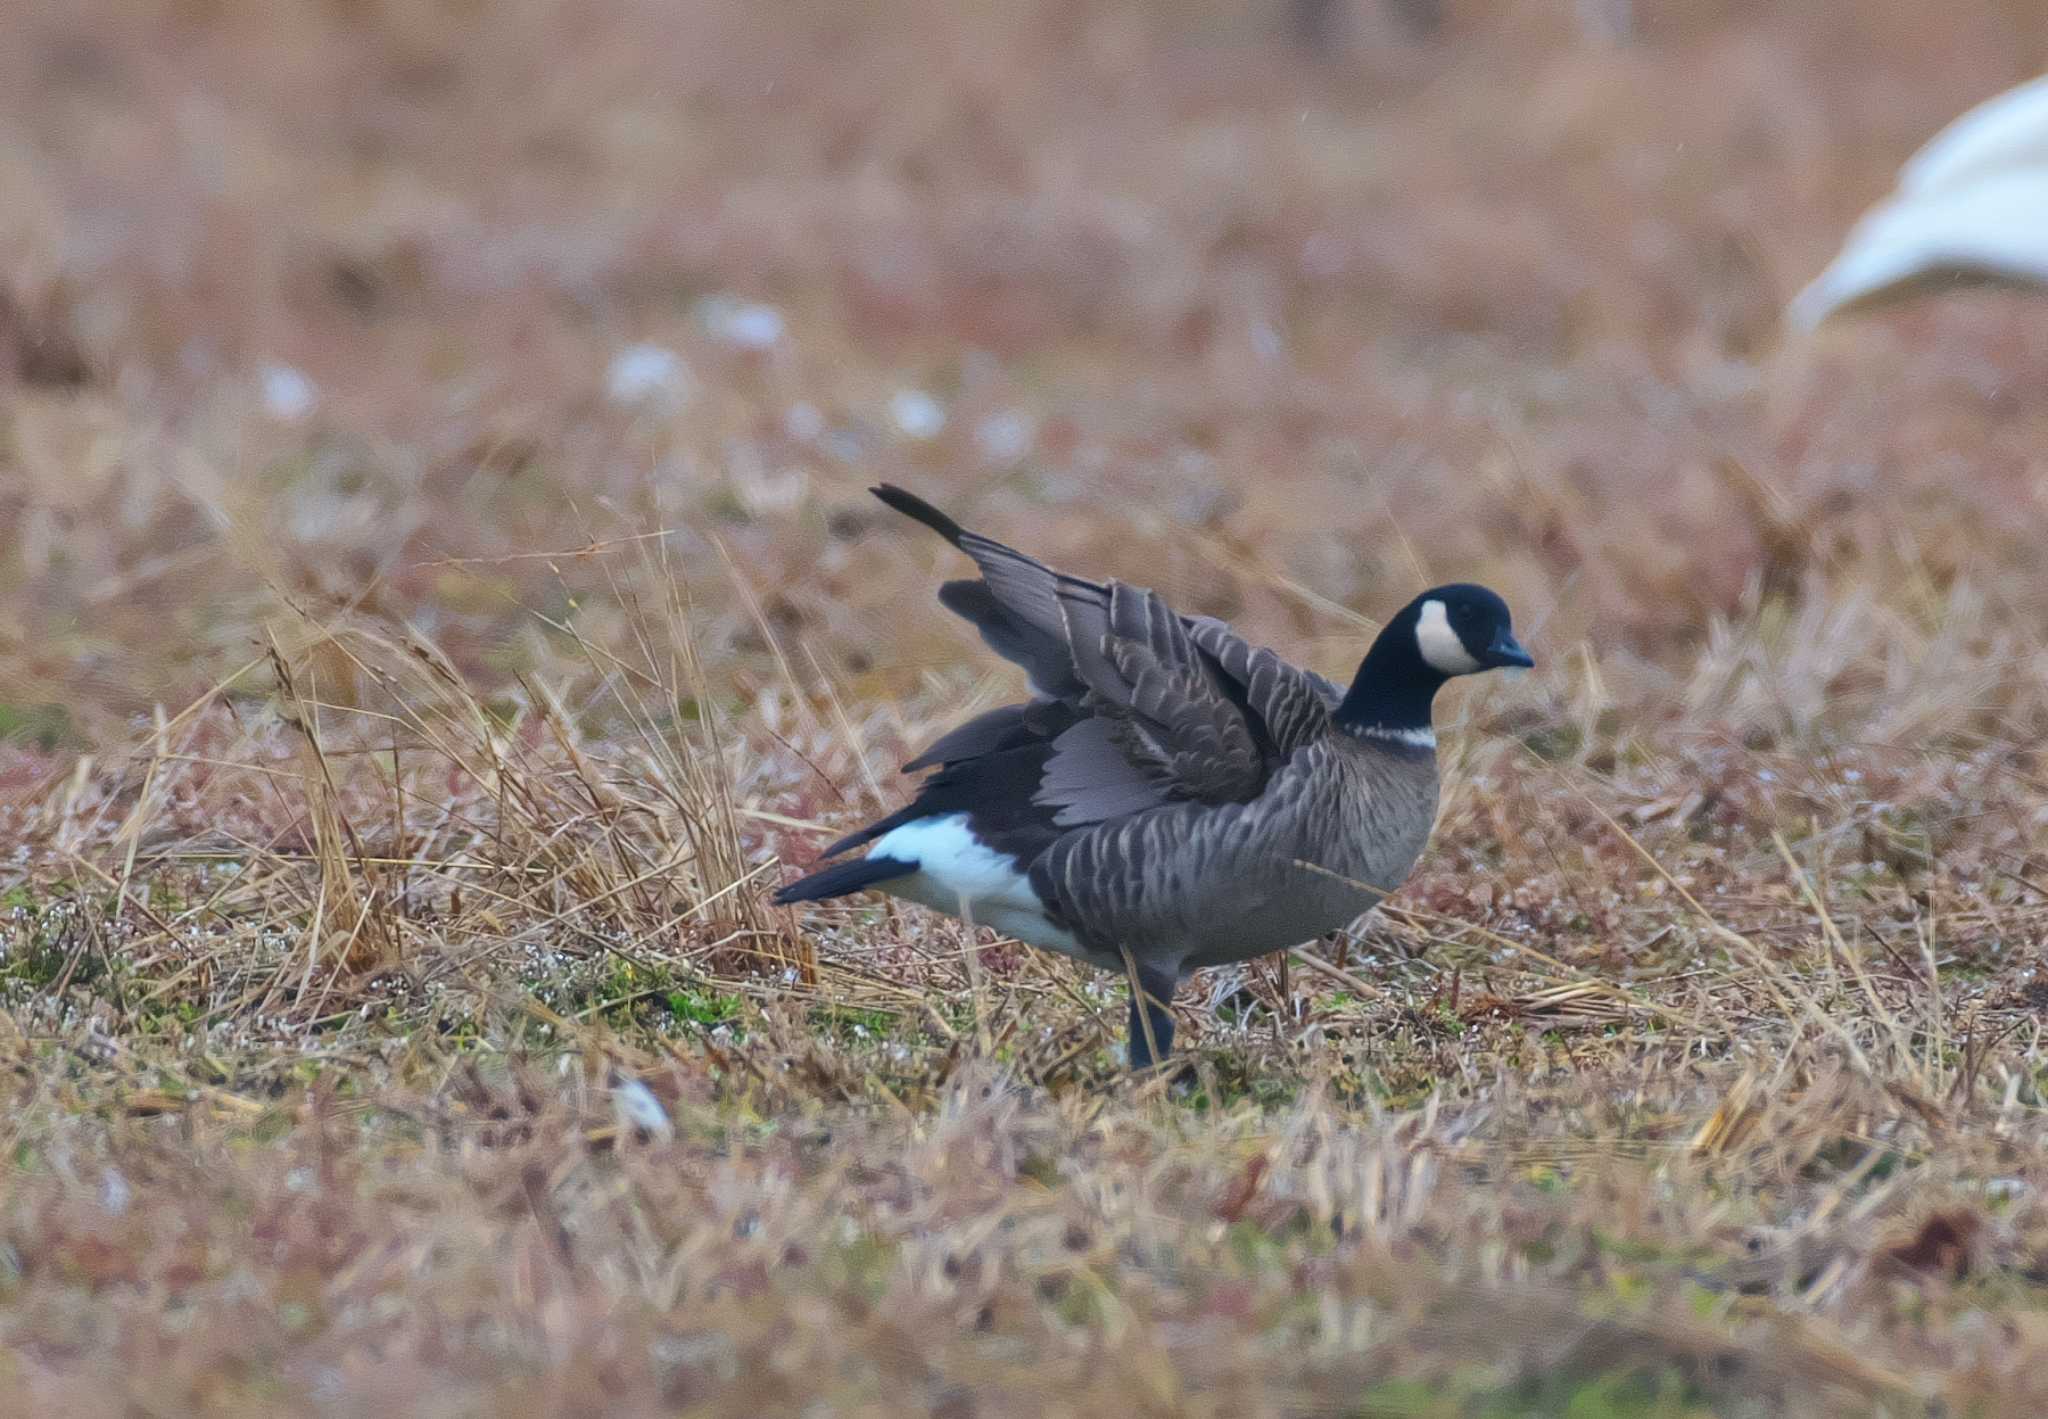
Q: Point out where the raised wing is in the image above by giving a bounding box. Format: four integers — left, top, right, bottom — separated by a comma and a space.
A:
873, 484, 1089, 700
1182, 614, 1344, 755
901, 700, 1069, 773
1054, 576, 1278, 804
875, 483, 1337, 817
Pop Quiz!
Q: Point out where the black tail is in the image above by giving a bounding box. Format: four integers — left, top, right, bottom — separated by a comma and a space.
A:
871, 484, 965, 547
772, 854, 916, 905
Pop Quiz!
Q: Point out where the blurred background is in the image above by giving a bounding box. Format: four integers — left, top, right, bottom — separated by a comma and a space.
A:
2, 0, 2046, 759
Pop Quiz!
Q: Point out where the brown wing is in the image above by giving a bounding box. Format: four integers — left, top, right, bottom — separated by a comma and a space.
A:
875, 483, 1331, 818
1182, 614, 1344, 756
1054, 576, 1278, 804
873, 484, 1091, 700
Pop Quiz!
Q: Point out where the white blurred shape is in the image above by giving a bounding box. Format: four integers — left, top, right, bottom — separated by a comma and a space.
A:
973, 411, 1034, 465
1791, 74, 2048, 329
612, 1075, 674, 1142
1900, 74, 2048, 196
698, 295, 786, 350
606, 343, 692, 407
783, 401, 825, 442
259, 363, 318, 421
888, 389, 946, 440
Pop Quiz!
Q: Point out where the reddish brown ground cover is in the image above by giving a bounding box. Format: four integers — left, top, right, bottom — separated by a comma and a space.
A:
2, 1, 2048, 1412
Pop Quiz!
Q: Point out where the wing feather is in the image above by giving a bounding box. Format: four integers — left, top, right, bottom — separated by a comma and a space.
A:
872, 483, 1337, 818
1183, 615, 1343, 754
1056, 578, 1273, 804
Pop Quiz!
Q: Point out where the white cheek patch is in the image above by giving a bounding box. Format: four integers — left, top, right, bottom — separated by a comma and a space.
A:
1359, 725, 1436, 749
1415, 599, 1482, 675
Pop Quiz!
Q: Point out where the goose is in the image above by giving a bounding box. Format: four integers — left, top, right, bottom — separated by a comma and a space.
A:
773, 485, 1532, 1069
1790, 73, 2048, 328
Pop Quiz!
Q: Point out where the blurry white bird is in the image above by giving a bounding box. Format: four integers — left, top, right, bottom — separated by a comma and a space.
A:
1790, 73, 2048, 329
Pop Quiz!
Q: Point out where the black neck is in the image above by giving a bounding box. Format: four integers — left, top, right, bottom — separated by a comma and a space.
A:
1334, 614, 1445, 736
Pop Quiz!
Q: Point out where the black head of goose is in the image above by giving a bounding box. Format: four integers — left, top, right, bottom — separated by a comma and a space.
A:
774, 486, 1532, 1071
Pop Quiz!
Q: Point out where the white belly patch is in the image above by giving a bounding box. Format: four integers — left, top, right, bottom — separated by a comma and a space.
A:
867, 814, 1084, 954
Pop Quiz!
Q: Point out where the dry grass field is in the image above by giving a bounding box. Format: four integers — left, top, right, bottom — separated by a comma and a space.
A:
4, 0, 2048, 1412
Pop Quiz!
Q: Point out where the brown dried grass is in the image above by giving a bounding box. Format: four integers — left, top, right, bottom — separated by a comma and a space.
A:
3, 0, 2048, 1413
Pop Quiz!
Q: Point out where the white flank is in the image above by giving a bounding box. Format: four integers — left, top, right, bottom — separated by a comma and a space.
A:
867, 814, 1083, 953
1415, 599, 1482, 675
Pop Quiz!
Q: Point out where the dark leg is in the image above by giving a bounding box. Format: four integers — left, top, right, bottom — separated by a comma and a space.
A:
1126, 963, 1178, 1071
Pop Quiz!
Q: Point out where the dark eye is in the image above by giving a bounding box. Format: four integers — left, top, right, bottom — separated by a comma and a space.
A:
1455, 604, 1476, 625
